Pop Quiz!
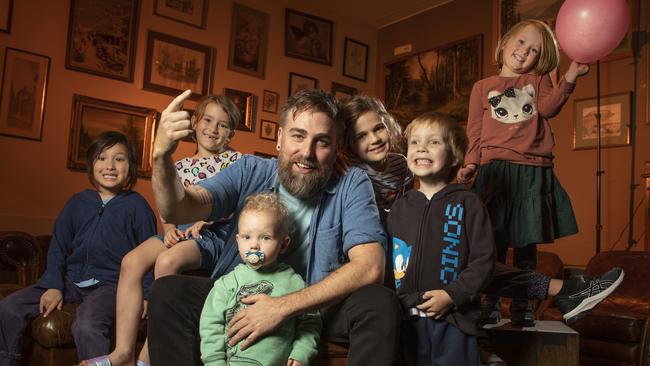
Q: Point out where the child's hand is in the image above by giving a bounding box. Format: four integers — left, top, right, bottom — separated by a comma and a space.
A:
416, 290, 454, 319
39, 289, 63, 317
457, 164, 477, 184
287, 359, 303, 366
183, 221, 211, 239
565, 61, 590, 83
163, 227, 185, 248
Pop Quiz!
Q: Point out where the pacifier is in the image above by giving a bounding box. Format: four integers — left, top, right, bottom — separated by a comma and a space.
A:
244, 250, 265, 269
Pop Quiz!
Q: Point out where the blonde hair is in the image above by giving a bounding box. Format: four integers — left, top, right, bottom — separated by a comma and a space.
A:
495, 19, 560, 75
240, 192, 291, 236
404, 112, 468, 181
341, 95, 402, 156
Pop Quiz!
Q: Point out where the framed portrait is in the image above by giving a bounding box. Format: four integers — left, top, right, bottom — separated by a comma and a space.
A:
0, 48, 50, 141
0, 0, 13, 33
343, 38, 368, 82
65, 0, 140, 82
224, 88, 255, 132
262, 89, 279, 113
68, 94, 158, 177
331, 82, 357, 103
385, 35, 483, 127
494, 0, 635, 63
254, 151, 276, 159
285, 9, 333, 65
289, 72, 319, 97
143, 30, 215, 100
259, 119, 278, 141
153, 0, 208, 29
228, 3, 269, 79
573, 92, 631, 150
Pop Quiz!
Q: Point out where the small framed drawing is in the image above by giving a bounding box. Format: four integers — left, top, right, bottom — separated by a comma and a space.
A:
259, 120, 278, 141
254, 151, 276, 159
0, 48, 51, 141
289, 72, 319, 97
144, 30, 215, 100
331, 82, 357, 103
228, 3, 269, 79
153, 0, 208, 29
224, 88, 255, 132
573, 92, 631, 150
0, 0, 13, 33
262, 90, 279, 113
65, 0, 140, 82
285, 8, 333, 65
68, 94, 158, 177
343, 38, 368, 82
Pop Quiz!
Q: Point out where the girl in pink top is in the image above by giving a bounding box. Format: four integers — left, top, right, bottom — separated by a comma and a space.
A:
457, 19, 589, 326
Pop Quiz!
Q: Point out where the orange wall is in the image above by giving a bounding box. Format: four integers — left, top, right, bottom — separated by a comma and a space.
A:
377, 0, 650, 266
0, 0, 377, 234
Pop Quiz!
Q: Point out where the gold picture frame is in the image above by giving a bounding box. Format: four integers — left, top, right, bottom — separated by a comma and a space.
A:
68, 95, 158, 177
224, 88, 255, 132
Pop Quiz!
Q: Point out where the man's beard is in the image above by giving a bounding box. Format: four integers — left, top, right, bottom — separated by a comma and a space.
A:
278, 154, 332, 199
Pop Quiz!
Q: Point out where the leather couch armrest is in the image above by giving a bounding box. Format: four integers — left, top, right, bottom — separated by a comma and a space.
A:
0, 231, 44, 286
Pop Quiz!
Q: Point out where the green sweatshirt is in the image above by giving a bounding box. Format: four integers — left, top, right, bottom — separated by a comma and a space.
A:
200, 263, 321, 366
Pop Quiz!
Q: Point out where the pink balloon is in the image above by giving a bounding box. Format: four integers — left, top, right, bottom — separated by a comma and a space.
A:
555, 0, 629, 63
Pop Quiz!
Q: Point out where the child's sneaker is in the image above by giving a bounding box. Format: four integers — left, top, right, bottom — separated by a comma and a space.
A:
509, 298, 535, 327
479, 296, 501, 325
555, 267, 625, 324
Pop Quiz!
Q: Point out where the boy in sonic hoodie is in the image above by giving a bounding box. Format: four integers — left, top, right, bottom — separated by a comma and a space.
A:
388, 112, 495, 365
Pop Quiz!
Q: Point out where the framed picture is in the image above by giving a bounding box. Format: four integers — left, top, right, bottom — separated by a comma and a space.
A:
331, 82, 357, 103
289, 72, 319, 97
224, 88, 255, 132
494, 0, 635, 63
228, 3, 269, 79
259, 119, 278, 141
343, 38, 368, 82
153, 0, 208, 29
68, 94, 158, 177
254, 151, 276, 159
144, 30, 215, 100
262, 89, 279, 113
65, 0, 140, 82
0, 0, 13, 33
573, 92, 631, 150
385, 35, 483, 127
0, 48, 50, 141
285, 9, 333, 65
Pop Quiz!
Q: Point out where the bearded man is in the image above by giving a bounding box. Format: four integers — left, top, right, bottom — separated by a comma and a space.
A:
147, 89, 401, 366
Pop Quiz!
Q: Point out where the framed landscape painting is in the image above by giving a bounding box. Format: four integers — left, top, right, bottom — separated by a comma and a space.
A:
573, 92, 631, 150
0, 48, 51, 141
65, 0, 140, 82
143, 31, 215, 100
68, 94, 158, 177
385, 35, 482, 127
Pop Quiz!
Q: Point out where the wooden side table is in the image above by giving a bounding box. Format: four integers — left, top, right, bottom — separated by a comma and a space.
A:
484, 320, 579, 366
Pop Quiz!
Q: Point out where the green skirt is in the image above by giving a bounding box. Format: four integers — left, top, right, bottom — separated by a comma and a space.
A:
473, 160, 578, 248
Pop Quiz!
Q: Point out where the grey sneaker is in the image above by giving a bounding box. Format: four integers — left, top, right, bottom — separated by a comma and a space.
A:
555, 267, 625, 324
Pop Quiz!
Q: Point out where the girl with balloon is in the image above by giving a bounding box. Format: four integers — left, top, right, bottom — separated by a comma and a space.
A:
456, 19, 589, 326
